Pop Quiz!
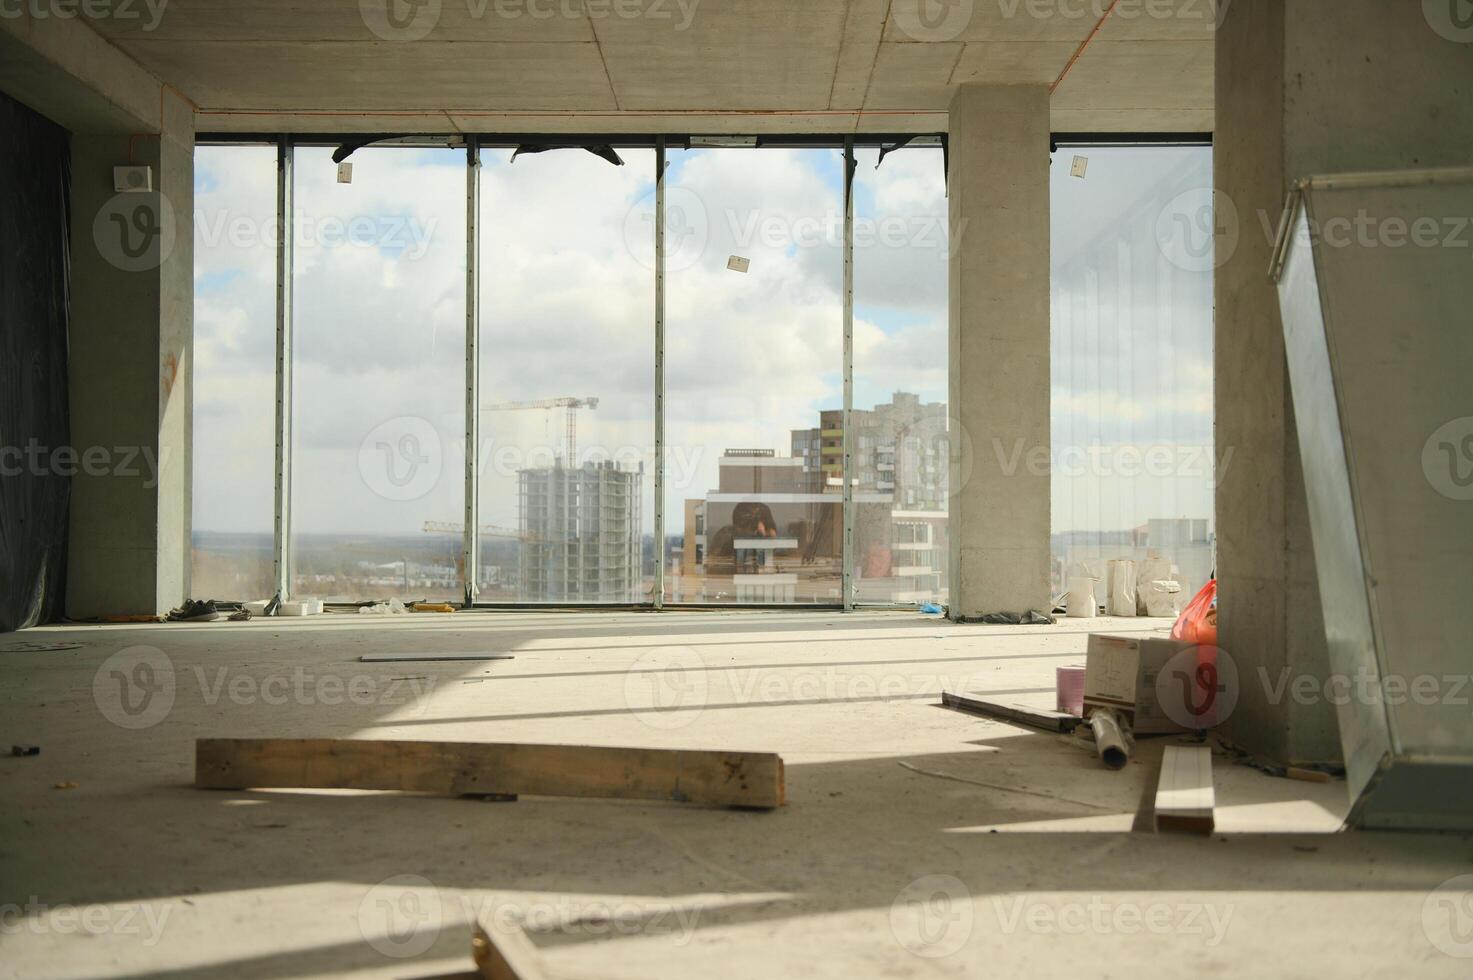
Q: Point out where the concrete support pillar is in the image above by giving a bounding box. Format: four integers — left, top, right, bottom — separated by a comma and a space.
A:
66, 95, 194, 618
1215, 0, 1473, 764
947, 84, 1051, 619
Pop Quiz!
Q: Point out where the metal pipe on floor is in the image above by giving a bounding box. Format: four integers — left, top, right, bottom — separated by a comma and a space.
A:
1090, 708, 1131, 770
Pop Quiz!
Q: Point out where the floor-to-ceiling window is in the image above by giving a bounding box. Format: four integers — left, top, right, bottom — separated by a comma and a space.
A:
289, 146, 466, 602
475, 147, 657, 603
192, 137, 963, 609
1050, 144, 1216, 604
191, 144, 277, 601
663, 146, 845, 605
852, 145, 950, 606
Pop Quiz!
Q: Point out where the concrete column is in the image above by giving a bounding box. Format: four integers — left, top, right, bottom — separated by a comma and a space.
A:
947, 84, 1051, 619
1215, 0, 1473, 764
66, 94, 194, 618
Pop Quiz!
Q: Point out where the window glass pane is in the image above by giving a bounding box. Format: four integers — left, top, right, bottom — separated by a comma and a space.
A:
290, 147, 466, 602
191, 145, 277, 601
852, 146, 950, 607
1050, 146, 1216, 606
475, 148, 656, 603
663, 147, 844, 605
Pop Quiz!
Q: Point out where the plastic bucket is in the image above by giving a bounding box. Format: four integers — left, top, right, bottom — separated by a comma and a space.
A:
1056, 665, 1087, 717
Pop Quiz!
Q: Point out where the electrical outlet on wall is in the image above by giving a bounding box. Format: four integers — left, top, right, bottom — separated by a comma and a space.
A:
113, 166, 153, 193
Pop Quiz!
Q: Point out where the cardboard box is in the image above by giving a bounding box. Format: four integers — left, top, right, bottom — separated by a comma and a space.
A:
1083, 633, 1200, 734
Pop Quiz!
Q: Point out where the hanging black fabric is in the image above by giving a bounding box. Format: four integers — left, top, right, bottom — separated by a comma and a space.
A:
0, 91, 71, 632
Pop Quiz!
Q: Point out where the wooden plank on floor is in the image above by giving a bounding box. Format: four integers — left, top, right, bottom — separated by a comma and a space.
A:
195, 738, 785, 809
358, 653, 514, 663
941, 690, 1082, 733
1155, 745, 1215, 834
473, 921, 546, 980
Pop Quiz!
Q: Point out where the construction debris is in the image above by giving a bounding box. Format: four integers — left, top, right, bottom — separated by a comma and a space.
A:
277, 599, 323, 617
0, 641, 83, 653
1286, 766, 1332, 784
1155, 744, 1215, 834
1083, 633, 1205, 734
1055, 665, 1086, 717
954, 610, 1055, 625
412, 602, 455, 613
1088, 708, 1132, 770
941, 690, 1082, 733
1106, 559, 1136, 617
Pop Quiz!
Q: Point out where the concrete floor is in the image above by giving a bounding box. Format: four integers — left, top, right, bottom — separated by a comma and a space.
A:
1, 610, 1468, 978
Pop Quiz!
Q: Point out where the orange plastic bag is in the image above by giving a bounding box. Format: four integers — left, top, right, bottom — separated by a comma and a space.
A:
1170, 578, 1217, 645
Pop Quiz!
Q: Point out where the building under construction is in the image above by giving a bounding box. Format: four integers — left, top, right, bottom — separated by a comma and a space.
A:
518, 460, 644, 603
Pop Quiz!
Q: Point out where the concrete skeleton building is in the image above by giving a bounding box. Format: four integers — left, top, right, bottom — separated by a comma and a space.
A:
2, 2, 1472, 978
517, 460, 643, 603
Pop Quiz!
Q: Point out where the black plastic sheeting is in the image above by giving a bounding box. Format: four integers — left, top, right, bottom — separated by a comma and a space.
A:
0, 92, 71, 632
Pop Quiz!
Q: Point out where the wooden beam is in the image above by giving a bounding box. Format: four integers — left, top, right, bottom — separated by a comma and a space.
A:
1154, 745, 1215, 834
941, 691, 1082, 733
358, 653, 514, 663
195, 738, 785, 809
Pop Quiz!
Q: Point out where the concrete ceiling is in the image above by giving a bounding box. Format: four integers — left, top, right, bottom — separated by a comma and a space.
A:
83, 0, 1215, 133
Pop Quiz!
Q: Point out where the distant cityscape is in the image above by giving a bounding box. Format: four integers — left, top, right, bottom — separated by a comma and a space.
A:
190, 392, 1211, 607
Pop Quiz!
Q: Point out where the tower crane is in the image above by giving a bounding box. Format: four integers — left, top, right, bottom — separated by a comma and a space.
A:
481, 397, 599, 464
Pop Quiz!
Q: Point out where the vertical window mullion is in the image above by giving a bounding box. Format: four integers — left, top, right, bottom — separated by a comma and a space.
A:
463, 138, 481, 607
842, 137, 856, 612
273, 136, 294, 603
654, 137, 667, 610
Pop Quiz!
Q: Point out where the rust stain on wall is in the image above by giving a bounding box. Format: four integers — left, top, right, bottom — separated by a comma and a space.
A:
161, 352, 179, 397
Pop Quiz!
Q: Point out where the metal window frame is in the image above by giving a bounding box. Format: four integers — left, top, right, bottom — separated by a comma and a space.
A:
463, 137, 482, 607
653, 137, 667, 609
237, 133, 957, 613
272, 136, 294, 602
841, 136, 856, 612
197, 132, 946, 150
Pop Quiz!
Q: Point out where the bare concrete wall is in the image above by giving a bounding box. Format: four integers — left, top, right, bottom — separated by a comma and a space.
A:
66, 98, 194, 618
947, 84, 1051, 619
1216, 0, 1473, 764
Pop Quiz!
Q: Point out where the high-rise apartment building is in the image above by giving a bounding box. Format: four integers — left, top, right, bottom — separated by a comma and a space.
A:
791, 392, 949, 509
